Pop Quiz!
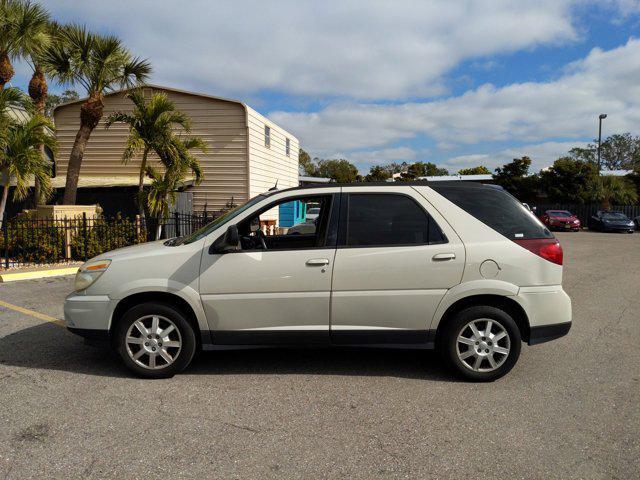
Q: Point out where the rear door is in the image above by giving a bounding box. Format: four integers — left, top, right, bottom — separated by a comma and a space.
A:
330, 186, 465, 345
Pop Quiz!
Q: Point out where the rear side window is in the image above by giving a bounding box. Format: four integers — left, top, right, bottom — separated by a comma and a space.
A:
345, 194, 446, 247
431, 185, 552, 240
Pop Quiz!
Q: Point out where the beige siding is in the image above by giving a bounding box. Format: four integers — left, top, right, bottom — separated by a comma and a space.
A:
54, 88, 249, 212
246, 106, 299, 220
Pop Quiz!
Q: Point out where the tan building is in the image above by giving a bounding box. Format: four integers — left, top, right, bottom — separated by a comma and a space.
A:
53, 85, 299, 214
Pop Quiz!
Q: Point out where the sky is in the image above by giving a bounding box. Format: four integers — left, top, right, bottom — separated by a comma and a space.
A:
9, 0, 640, 174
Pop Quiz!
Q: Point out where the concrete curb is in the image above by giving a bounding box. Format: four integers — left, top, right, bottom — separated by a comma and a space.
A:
0, 267, 79, 283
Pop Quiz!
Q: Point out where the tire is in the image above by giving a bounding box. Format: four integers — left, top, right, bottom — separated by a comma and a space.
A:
440, 306, 521, 382
113, 302, 197, 379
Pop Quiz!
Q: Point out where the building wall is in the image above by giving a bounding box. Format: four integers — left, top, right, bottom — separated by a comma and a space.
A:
54, 87, 249, 212
246, 106, 299, 220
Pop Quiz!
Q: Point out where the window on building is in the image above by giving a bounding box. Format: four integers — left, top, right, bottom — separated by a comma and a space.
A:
264, 125, 271, 148
286, 137, 290, 156
345, 194, 446, 247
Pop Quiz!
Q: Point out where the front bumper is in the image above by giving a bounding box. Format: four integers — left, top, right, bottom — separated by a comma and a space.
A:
64, 293, 114, 339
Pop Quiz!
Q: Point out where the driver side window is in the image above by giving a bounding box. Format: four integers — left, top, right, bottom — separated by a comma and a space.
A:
238, 195, 334, 251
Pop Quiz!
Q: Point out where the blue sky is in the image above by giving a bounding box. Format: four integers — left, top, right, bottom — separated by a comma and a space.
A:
10, 1, 640, 173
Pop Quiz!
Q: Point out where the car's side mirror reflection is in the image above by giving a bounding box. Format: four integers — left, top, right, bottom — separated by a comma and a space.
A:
209, 225, 241, 254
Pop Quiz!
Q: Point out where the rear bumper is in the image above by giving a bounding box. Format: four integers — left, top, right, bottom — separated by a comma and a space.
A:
516, 286, 572, 345
528, 322, 571, 345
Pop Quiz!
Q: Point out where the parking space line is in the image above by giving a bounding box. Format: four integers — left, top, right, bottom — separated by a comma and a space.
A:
0, 300, 65, 327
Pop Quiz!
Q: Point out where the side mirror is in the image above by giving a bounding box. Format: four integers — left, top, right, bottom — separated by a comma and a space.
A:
209, 225, 240, 254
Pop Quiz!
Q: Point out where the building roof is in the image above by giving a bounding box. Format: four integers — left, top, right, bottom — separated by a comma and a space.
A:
52, 83, 299, 142
298, 175, 332, 184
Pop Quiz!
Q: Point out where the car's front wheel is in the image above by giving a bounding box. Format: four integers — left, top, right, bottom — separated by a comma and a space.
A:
440, 306, 521, 382
113, 303, 197, 378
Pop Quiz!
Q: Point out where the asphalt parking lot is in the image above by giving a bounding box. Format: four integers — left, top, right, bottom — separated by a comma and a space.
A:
0, 231, 638, 479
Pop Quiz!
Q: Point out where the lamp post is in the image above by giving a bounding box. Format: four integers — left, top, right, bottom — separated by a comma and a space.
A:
597, 113, 607, 172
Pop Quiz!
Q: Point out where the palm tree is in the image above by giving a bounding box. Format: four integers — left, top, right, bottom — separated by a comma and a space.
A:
588, 175, 638, 210
0, 0, 50, 90
19, 10, 55, 207
105, 90, 191, 217
0, 115, 57, 226
42, 24, 151, 204
146, 136, 206, 239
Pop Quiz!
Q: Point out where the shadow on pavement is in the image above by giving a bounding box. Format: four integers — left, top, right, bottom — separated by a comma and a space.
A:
0, 323, 456, 382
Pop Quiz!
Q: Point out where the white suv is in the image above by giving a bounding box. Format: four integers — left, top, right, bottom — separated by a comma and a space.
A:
65, 182, 571, 381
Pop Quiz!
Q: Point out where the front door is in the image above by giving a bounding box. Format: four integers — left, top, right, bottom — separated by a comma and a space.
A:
199, 193, 338, 344
330, 187, 465, 345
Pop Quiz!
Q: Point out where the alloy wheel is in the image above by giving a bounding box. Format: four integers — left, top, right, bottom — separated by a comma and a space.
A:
456, 318, 511, 372
125, 315, 182, 370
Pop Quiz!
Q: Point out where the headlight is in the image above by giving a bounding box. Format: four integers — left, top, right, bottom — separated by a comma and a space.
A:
75, 259, 111, 291
573, 220, 579, 224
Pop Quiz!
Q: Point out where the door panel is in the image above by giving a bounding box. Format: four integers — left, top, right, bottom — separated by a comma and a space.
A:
200, 249, 335, 343
330, 187, 465, 344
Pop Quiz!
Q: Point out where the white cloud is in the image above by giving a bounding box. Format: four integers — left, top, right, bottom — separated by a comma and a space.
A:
271, 38, 640, 166
39, 0, 583, 99
441, 141, 588, 173
342, 147, 418, 171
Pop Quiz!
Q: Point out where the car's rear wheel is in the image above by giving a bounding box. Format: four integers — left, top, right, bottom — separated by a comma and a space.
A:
441, 306, 521, 382
114, 303, 196, 379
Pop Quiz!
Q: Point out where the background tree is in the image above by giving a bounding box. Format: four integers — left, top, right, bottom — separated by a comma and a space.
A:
315, 158, 358, 183
493, 156, 539, 202
587, 175, 637, 210
44, 89, 79, 117
105, 90, 191, 217
42, 24, 151, 204
0, 0, 50, 90
145, 136, 205, 239
539, 157, 598, 204
458, 165, 491, 175
0, 115, 57, 225
364, 165, 391, 182
16, 3, 54, 206
298, 148, 317, 176
397, 161, 448, 180
599, 133, 640, 171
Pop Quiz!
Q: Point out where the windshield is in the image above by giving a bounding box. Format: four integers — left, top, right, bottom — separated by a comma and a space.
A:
180, 195, 267, 244
602, 212, 628, 220
548, 211, 572, 217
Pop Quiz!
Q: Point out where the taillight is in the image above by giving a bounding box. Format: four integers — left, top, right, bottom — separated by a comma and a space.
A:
513, 238, 563, 265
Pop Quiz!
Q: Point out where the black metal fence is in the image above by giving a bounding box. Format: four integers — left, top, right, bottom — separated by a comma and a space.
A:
1, 212, 217, 269
530, 204, 640, 225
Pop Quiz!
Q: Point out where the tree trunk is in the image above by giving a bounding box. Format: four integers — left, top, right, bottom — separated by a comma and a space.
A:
602, 197, 611, 211
0, 53, 14, 90
29, 66, 48, 208
63, 95, 104, 205
138, 148, 149, 218
156, 222, 162, 240
0, 175, 10, 229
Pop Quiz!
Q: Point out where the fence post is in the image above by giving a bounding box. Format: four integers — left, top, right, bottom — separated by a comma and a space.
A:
82, 213, 88, 262
63, 218, 71, 260
3, 212, 8, 269
174, 212, 180, 237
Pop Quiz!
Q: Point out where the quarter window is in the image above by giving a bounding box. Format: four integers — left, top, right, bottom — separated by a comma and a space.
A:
345, 194, 446, 247
264, 125, 271, 148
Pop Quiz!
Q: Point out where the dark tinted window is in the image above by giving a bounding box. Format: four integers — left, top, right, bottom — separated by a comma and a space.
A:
431, 184, 552, 240
346, 194, 446, 247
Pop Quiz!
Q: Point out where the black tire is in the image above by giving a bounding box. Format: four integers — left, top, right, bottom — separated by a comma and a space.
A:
440, 306, 521, 382
113, 302, 197, 379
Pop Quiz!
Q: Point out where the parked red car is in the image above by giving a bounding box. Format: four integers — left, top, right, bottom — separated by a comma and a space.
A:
540, 210, 581, 231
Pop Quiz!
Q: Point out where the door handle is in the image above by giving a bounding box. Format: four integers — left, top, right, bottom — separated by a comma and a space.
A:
432, 253, 456, 261
306, 258, 330, 266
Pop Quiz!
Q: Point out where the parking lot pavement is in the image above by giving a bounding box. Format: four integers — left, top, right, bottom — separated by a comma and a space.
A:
0, 231, 638, 479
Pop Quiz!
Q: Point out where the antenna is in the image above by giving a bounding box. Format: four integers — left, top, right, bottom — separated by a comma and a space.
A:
268, 179, 279, 191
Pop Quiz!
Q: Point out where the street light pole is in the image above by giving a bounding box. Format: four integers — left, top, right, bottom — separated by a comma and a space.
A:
597, 113, 607, 172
